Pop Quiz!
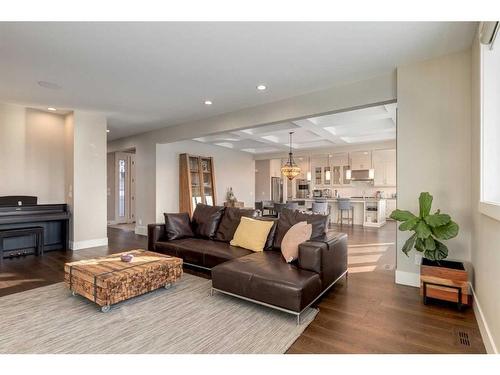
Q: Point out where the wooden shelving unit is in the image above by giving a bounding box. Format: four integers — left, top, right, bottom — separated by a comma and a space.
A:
179, 153, 216, 216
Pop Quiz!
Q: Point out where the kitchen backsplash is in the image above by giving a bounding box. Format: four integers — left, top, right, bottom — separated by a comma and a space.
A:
312, 182, 397, 198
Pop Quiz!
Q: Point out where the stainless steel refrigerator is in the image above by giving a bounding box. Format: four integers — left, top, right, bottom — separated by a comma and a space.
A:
271, 177, 283, 203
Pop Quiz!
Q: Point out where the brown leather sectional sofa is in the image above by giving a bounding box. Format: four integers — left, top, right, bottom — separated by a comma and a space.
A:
148, 205, 348, 323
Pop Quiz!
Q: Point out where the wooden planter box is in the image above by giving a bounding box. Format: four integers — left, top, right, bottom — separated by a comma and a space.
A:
420, 259, 471, 309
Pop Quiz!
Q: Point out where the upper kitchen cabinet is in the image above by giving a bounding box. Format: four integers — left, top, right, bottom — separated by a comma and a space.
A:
350, 150, 372, 170
372, 149, 396, 187
310, 155, 329, 186
331, 152, 351, 186
331, 152, 349, 166
296, 157, 309, 180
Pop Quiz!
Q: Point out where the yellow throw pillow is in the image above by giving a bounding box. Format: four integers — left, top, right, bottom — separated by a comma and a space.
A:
230, 217, 274, 252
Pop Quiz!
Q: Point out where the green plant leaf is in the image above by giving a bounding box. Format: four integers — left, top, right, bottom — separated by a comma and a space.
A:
432, 220, 459, 240
424, 240, 449, 261
424, 213, 451, 228
424, 236, 436, 250
399, 217, 420, 231
415, 220, 432, 239
419, 192, 433, 218
415, 238, 425, 252
402, 233, 417, 256
390, 209, 417, 222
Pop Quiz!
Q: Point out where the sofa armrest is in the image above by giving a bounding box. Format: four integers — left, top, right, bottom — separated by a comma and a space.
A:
298, 231, 348, 287
148, 223, 167, 251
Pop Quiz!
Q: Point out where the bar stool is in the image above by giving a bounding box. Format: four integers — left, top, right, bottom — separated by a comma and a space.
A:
285, 202, 299, 211
337, 198, 354, 227
273, 203, 285, 217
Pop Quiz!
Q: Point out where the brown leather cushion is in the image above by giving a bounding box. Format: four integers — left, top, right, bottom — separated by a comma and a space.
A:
296, 210, 329, 239
211, 251, 322, 312
154, 238, 253, 268
191, 204, 225, 239
256, 217, 278, 251
164, 212, 194, 240
215, 207, 258, 242
273, 208, 328, 249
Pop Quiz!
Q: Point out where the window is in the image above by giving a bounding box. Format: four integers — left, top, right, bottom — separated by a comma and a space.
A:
480, 36, 500, 220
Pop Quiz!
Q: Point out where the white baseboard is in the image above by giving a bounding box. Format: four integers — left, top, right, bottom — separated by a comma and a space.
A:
395, 270, 420, 287
470, 282, 498, 354
135, 225, 147, 236
70, 237, 108, 250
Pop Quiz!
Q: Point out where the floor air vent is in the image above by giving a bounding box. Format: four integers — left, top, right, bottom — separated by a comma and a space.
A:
457, 330, 471, 347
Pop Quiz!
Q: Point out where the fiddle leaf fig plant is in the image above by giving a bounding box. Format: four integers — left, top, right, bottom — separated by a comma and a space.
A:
390, 192, 459, 261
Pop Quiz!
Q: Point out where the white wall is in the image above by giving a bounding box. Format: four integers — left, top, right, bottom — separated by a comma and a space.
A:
156, 141, 255, 222
255, 160, 271, 201
470, 34, 500, 354
66, 111, 108, 249
107, 152, 115, 222
0, 103, 66, 203
0, 103, 108, 249
108, 73, 397, 231
396, 50, 472, 285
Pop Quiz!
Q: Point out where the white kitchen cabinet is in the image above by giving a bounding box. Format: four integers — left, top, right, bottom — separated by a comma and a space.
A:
386, 198, 397, 218
350, 150, 372, 170
331, 152, 351, 186
311, 155, 329, 186
332, 152, 349, 166
372, 149, 396, 187
332, 166, 342, 185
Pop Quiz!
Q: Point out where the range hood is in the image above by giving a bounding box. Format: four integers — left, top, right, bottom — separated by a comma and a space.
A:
346, 169, 375, 181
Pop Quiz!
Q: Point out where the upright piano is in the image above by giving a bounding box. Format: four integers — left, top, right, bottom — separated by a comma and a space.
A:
0, 196, 70, 258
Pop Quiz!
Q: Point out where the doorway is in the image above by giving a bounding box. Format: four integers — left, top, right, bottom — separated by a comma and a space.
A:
107, 150, 136, 231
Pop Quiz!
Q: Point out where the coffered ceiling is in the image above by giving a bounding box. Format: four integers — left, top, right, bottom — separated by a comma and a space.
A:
0, 22, 475, 140
193, 103, 397, 154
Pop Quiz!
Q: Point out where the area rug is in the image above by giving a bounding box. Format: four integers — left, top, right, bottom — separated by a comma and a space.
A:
0, 273, 317, 354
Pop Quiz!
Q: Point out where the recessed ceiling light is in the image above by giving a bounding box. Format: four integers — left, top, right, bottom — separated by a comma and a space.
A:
47, 107, 57, 111
256, 84, 267, 91
106, 129, 110, 133
38, 81, 61, 90
204, 100, 213, 106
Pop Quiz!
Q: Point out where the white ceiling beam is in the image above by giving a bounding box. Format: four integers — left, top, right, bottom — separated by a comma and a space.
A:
291, 119, 347, 144
309, 112, 394, 128
230, 130, 291, 151
384, 103, 397, 123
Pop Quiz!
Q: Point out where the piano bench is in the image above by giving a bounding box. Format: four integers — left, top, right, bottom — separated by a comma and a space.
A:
0, 227, 44, 265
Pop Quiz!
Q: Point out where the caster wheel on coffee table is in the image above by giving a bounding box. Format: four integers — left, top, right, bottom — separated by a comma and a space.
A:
164, 283, 172, 289
101, 305, 111, 313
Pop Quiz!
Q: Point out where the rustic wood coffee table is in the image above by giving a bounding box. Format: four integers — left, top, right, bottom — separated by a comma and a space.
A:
64, 249, 183, 312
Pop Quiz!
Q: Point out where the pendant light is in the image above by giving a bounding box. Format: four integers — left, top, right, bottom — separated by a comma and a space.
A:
281, 132, 301, 180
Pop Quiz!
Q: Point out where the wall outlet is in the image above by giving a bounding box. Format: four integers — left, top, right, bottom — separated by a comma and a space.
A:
414, 253, 423, 265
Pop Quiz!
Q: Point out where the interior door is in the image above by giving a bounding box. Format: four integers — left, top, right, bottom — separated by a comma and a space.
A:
115, 152, 135, 224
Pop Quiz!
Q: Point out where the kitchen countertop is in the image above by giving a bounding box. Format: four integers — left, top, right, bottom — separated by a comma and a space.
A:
302, 197, 388, 202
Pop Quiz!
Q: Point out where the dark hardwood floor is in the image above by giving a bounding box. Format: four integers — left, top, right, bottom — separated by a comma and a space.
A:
0, 223, 486, 353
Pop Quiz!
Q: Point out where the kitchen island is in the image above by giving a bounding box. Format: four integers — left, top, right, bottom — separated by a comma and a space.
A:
301, 198, 387, 227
